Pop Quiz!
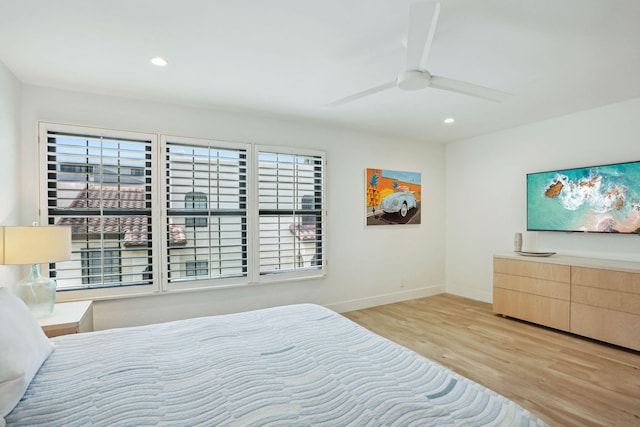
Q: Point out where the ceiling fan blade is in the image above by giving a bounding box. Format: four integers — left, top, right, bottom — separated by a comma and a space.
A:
406, 2, 441, 70
429, 75, 511, 102
327, 81, 396, 107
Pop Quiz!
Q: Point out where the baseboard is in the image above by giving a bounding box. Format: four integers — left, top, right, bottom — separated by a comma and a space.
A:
327, 284, 445, 313
445, 284, 492, 303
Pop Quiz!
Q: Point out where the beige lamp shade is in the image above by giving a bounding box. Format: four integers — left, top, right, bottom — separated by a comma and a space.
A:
0, 226, 72, 265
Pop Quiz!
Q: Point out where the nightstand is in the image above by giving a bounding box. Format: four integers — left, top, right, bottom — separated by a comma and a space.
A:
38, 300, 94, 338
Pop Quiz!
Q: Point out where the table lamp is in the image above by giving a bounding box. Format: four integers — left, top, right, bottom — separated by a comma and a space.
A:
0, 224, 72, 317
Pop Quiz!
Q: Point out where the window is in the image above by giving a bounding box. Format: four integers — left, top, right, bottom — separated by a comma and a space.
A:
164, 138, 248, 287
40, 123, 325, 300
184, 192, 208, 228
59, 164, 94, 174
44, 125, 155, 296
257, 148, 324, 276
82, 248, 122, 285
186, 260, 209, 277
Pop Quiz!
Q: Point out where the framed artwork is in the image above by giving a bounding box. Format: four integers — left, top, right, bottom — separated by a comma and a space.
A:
366, 168, 421, 225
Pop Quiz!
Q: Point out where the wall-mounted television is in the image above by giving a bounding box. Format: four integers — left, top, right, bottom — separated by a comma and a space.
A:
527, 160, 640, 234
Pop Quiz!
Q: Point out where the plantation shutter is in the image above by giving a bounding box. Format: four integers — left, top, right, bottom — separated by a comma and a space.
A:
164, 140, 248, 284
257, 149, 325, 275
41, 123, 327, 299
45, 130, 154, 290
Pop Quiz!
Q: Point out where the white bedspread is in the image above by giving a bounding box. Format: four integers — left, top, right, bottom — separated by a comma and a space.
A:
7, 304, 547, 426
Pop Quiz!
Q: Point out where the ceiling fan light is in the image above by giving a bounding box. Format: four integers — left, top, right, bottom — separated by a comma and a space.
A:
397, 70, 431, 90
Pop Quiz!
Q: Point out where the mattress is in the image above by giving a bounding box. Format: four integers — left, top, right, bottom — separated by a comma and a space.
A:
7, 304, 547, 426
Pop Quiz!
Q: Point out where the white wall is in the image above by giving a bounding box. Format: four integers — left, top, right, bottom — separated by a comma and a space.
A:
19, 85, 446, 329
0, 61, 22, 285
11, 71, 640, 325
445, 98, 640, 302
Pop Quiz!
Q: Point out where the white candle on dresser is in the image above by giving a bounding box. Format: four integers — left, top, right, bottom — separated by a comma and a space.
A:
514, 232, 522, 252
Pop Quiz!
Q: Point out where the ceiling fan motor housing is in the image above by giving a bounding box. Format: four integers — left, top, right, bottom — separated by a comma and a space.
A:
397, 70, 432, 90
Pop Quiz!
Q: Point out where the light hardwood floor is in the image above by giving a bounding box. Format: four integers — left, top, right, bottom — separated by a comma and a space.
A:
343, 294, 640, 427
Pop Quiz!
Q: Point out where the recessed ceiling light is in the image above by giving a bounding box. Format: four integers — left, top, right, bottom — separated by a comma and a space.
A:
150, 57, 168, 67
443, 117, 455, 124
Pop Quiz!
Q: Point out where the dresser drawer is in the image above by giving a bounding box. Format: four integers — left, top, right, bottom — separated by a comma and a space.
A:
571, 303, 640, 351
494, 258, 570, 282
493, 288, 570, 330
571, 267, 640, 294
572, 285, 640, 315
493, 272, 570, 299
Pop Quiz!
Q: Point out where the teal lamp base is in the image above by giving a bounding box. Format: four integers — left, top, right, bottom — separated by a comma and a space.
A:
12, 264, 56, 317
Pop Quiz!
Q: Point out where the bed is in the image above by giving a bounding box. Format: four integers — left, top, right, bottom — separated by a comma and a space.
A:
1, 290, 547, 426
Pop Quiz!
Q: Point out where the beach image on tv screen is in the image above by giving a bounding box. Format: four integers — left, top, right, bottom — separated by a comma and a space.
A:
527, 161, 640, 233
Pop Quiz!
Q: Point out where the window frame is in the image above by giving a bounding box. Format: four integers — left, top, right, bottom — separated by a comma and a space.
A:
254, 145, 326, 284
159, 135, 252, 292
39, 122, 161, 301
39, 123, 326, 302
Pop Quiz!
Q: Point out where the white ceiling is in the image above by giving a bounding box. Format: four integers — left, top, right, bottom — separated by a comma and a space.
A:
1, 0, 639, 143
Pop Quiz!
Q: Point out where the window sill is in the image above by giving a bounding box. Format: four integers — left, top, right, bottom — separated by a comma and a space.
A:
55, 271, 326, 303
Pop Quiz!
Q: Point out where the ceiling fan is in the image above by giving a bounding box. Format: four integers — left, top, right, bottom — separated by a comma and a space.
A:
329, 2, 510, 107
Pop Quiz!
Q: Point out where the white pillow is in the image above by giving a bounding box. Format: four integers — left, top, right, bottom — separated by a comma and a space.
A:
0, 287, 54, 418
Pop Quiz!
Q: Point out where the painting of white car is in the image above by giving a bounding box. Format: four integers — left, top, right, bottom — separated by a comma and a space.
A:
381, 190, 417, 218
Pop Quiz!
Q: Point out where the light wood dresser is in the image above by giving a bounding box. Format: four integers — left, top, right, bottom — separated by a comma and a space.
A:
493, 254, 640, 351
